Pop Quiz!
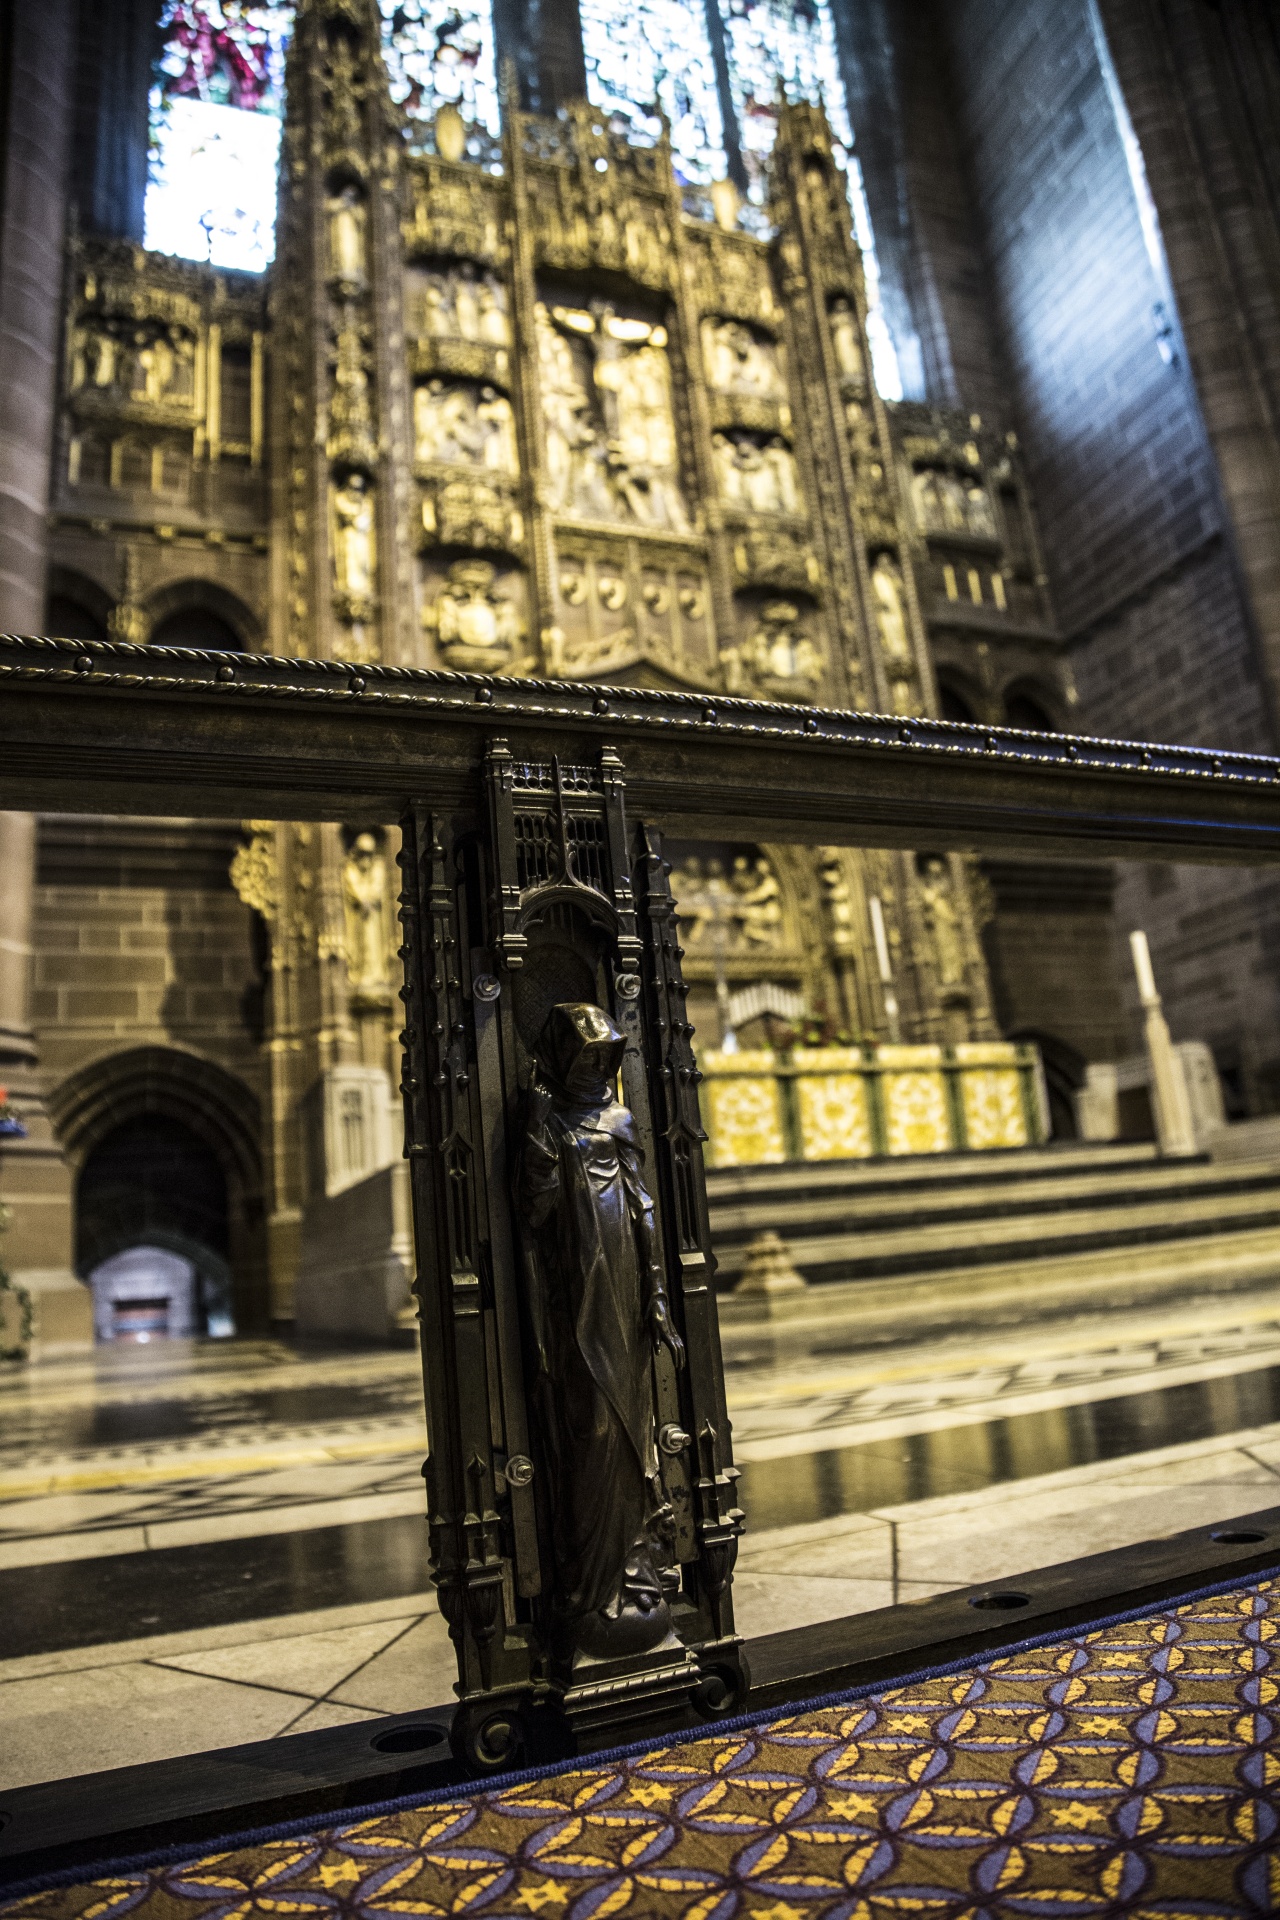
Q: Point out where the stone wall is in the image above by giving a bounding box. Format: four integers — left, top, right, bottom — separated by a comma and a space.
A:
32, 822, 263, 1095
923, 0, 1280, 1108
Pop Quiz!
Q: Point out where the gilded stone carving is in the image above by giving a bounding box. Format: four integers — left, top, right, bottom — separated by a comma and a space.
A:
327, 320, 377, 472
712, 433, 801, 516
327, 185, 368, 288
408, 265, 510, 350
731, 527, 821, 594
423, 557, 525, 669
69, 322, 198, 422
536, 303, 688, 532
525, 110, 674, 290
871, 549, 909, 698
912, 467, 964, 533
720, 599, 824, 702
828, 297, 866, 388
960, 1066, 1029, 1149
413, 379, 518, 472
816, 847, 858, 954
964, 478, 997, 538
701, 319, 785, 399
404, 163, 504, 264
910, 464, 997, 540
671, 854, 784, 952
421, 476, 522, 552
342, 830, 393, 1000
918, 856, 967, 988
688, 229, 780, 329
321, 36, 369, 179
230, 822, 279, 923
331, 471, 376, 611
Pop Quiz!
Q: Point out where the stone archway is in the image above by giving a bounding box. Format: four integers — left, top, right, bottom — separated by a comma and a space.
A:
143, 579, 263, 651
48, 1046, 269, 1334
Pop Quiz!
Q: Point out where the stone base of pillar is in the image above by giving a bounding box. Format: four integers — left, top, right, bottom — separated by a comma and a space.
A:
294, 1162, 415, 1343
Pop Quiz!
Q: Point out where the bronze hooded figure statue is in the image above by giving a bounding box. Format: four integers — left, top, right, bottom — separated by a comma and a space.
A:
519, 1002, 685, 1660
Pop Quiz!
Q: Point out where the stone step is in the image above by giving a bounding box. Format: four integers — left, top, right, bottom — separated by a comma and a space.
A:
706, 1141, 1280, 1291
716, 1225, 1280, 1344
709, 1159, 1280, 1246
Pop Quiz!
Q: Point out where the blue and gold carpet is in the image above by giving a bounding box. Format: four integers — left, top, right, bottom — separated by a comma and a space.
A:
6, 1576, 1280, 1918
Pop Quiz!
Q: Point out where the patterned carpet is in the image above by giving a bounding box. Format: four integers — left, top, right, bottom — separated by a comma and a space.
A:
7, 1578, 1280, 1919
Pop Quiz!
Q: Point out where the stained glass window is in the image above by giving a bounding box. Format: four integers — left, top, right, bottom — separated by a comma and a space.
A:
379, 0, 501, 157
145, 2, 293, 274
721, 0, 849, 203
581, 0, 726, 184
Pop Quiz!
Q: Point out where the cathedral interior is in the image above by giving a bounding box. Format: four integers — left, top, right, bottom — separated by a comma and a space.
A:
3, 0, 1280, 1838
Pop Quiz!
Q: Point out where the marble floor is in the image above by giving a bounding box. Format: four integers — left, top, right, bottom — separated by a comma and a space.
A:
6, 1282, 1280, 1789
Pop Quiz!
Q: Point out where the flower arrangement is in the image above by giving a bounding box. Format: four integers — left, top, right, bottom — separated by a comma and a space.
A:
775, 1017, 870, 1051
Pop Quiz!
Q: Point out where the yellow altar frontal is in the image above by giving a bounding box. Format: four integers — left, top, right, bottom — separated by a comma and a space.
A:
698, 1041, 1046, 1169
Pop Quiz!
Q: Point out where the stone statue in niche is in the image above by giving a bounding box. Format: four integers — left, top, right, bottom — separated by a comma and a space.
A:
911, 467, 968, 534
519, 1004, 685, 1661
331, 472, 375, 602
535, 303, 688, 531
919, 857, 967, 988
817, 848, 857, 946
712, 433, 801, 515
870, 553, 912, 670
537, 302, 597, 512
70, 327, 119, 391
672, 853, 784, 952
72, 323, 194, 406
413, 379, 517, 471
426, 557, 523, 669
730, 855, 784, 946
132, 329, 196, 406
415, 267, 510, 346
828, 298, 866, 386
965, 479, 997, 537
720, 597, 823, 701
701, 318, 784, 397
342, 832, 392, 997
328, 184, 367, 284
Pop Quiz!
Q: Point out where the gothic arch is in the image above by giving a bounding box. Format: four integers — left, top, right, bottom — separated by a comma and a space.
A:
49, 1046, 269, 1331
46, 565, 114, 641
1001, 678, 1064, 733
934, 671, 983, 726
144, 578, 262, 651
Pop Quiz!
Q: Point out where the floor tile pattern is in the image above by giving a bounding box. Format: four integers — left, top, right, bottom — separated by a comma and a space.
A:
7, 1579, 1280, 1918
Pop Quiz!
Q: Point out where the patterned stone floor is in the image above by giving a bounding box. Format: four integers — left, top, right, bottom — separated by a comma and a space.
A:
6, 1284, 1280, 1788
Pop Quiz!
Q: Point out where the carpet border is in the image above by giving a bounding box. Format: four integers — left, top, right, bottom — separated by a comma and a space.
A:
5, 1557, 1279, 1906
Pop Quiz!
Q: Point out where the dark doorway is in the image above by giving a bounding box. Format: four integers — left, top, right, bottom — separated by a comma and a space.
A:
1004, 690, 1057, 733
149, 608, 241, 651
938, 681, 977, 725
47, 594, 108, 644
77, 1115, 234, 1339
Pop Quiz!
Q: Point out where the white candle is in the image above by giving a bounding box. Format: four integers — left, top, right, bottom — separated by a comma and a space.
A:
869, 895, 893, 983
1130, 928, 1158, 1004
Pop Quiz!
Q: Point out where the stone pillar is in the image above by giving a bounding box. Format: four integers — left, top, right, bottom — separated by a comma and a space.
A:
1130, 929, 1198, 1158
0, 0, 86, 1348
